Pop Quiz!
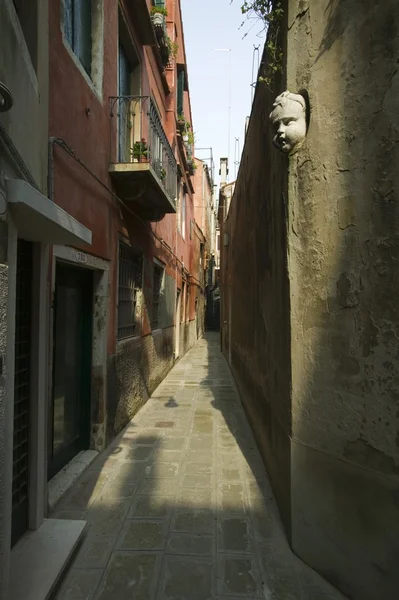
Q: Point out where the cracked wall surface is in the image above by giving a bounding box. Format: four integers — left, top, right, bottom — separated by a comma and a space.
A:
222, 1, 399, 598
287, 1, 399, 598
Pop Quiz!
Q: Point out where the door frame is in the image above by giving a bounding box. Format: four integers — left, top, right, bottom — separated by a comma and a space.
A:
48, 263, 93, 479
175, 288, 181, 359
49, 247, 110, 471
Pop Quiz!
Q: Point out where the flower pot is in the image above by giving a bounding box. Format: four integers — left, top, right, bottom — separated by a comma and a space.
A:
152, 13, 165, 28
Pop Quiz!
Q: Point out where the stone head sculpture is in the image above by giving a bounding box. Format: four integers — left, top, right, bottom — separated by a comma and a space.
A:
269, 91, 307, 154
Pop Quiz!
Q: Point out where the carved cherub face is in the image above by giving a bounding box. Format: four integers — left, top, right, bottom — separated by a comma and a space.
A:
269, 91, 307, 154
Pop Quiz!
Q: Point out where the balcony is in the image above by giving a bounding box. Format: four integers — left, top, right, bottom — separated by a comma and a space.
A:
109, 96, 177, 220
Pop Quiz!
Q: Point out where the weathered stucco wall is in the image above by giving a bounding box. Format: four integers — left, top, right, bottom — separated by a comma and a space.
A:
221, 34, 292, 529
222, 2, 399, 598
287, 1, 399, 598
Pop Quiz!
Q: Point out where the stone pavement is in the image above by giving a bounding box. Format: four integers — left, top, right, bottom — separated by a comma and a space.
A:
53, 333, 346, 600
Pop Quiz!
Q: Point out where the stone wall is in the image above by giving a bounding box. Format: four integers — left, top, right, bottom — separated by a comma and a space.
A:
106, 318, 201, 444
221, 24, 292, 529
106, 326, 175, 442
222, 1, 399, 598
286, 2, 399, 598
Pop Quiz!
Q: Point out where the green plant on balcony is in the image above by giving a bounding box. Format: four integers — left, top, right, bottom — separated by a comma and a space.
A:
151, 5, 167, 29
151, 5, 168, 16
187, 159, 196, 176
177, 114, 190, 133
160, 167, 166, 182
132, 139, 149, 162
186, 129, 195, 146
167, 37, 179, 60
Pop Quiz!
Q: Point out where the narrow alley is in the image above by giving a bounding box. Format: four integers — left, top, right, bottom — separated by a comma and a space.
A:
53, 334, 344, 600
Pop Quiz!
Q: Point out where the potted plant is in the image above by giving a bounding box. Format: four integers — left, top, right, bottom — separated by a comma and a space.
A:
167, 37, 179, 61
160, 167, 166, 182
177, 114, 190, 133
151, 5, 167, 27
187, 159, 196, 176
132, 138, 149, 162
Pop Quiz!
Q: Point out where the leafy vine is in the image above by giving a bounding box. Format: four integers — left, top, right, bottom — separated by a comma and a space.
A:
236, 1, 284, 89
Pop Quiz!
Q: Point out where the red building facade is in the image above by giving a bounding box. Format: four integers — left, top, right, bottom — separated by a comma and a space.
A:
48, 0, 203, 472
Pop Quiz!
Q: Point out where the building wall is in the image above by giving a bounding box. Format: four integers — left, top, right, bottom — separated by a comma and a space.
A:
221, 1, 399, 599
220, 44, 291, 530
0, 0, 49, 593
49, 0, 203, 448
286, 2, 399, 598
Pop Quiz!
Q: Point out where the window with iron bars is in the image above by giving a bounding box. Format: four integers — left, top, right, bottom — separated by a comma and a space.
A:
152, 262, 164, 329
118, 242, 143, 340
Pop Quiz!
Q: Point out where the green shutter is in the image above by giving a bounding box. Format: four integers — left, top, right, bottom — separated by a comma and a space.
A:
153, 0, 165, 6
74, 0, 92, 75
177, 70, 184, 116
64, 0, 73, 46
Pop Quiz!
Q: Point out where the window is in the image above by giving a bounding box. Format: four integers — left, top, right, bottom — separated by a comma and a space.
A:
181, 190, 186, 240
117, 242, 143, 340
63, 0, 92, 75
152, 262, 164, 329
177, 68, 185, 116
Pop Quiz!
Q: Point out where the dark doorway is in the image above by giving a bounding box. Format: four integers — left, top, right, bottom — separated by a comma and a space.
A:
12, 239, 33, 546
48, 263, 93, 479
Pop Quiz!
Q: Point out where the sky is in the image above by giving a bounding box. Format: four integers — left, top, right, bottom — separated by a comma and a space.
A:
181, 0, 265, 187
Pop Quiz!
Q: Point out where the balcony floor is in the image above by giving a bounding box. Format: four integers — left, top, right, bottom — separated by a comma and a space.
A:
109, 162, 176, 219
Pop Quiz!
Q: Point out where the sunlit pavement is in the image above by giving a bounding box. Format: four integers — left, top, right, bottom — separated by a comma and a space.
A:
53, 333, 346, 600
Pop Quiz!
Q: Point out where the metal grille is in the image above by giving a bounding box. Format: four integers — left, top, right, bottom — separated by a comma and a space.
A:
13, 240, 32, 517
152, 264, 164, 329
118, 242, 143, 340
109, 95, 178, 207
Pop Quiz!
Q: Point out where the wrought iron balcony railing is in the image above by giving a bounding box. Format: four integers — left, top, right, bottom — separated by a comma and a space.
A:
110, 96, 177, 208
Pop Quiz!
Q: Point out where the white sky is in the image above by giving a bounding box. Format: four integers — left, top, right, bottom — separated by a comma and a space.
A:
181, 0, 265, 185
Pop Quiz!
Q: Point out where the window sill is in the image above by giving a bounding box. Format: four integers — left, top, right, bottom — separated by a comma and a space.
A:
117, 334, 141, 348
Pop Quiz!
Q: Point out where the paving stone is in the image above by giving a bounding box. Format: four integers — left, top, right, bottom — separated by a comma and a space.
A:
55, 568, 103, 600
146, 462, 180, 478
185, 450, 214, 463
219, 483, 247, 513
166, 533, 214, 556
156, 449, 185, 463
129, 494, 171, 519
86, 499, 130, 535
160, 437, 188, 450
193, 420, 214, 434
74, 532, 117, 569
218, 517, 253, 554
219, 467, 242, 482
138, 477, 178, 496
96, 552, 160, 600
159, 556, 214, 600
189, 435, 214, 451
180, 473, 213, 488
183, 462, 212, 476
172, 508, 216, 534
217, 556, 259, 596
123, 445, 155, 461
117, 520, 167, 550
176, 487, 214, 507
